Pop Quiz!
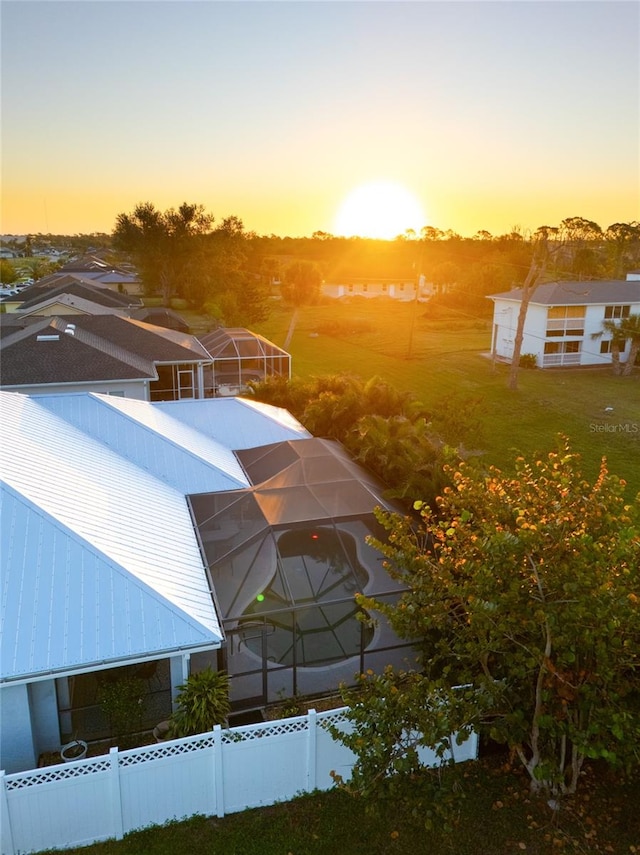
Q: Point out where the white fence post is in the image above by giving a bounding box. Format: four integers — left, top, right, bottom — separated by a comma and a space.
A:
1, 771, 15, 855
109, 747, 124, 841
306, 709, 317, 793
213, 725, 224, 818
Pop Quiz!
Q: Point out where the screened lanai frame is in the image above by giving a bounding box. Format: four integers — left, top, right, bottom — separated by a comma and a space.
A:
200, 327, 291, 397
188, 438, 417, 711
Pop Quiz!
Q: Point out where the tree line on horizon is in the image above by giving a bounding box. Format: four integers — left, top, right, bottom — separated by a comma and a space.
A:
3, 206, 639, 327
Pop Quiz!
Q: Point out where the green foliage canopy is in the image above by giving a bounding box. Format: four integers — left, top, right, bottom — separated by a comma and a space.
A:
335, 440, 640, 802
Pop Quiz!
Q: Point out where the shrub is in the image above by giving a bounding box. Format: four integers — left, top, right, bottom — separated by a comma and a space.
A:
169, 667, 231, 737
519, 353, 537, 369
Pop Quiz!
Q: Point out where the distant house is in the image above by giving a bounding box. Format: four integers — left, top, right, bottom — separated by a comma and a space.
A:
130, 306, 190, 332
59, 255, 142, 295
2, 275, 143, 316
321, 276, 434, 301
0, 314, 213, 400
488, 277, 640, 368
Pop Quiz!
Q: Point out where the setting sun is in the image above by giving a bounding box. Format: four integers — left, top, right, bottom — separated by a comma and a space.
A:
333, 181, 426, 240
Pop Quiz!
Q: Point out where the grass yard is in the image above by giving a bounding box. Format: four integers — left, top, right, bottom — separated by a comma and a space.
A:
49, 754, 640, 854
251, 298, 640, 499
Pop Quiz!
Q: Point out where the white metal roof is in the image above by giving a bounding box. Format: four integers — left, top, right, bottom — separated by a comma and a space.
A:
1, 484, 219, 682
0, 393, 224, 682
154, 396, 311, 450
36, 393, 250, 494
0, 392, 311, 683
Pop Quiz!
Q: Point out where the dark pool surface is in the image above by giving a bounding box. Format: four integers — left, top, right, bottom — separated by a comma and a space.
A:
238, 528, 373, 666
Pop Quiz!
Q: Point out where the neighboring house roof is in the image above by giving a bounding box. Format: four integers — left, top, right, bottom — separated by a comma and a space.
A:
16, 293, 132, 318
0, 392, 311, 683
0, 315, 212, 389
130, 306, 190, 332
16, 277, 142, 311
489, 279, 640, 305
59, 255, 112, 272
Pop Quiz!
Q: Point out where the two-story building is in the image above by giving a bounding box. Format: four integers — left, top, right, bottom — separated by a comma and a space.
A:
488, 277, 640, 368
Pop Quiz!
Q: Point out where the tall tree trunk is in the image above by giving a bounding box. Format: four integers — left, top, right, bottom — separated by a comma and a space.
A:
622, 340, 638, 376
611, 340, 622, 375
508, 240, 549, 391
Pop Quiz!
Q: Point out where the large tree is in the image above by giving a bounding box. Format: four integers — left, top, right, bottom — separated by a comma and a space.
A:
113, 202, 213, 303
333, 441, 640, 801
112, 203, 269, 323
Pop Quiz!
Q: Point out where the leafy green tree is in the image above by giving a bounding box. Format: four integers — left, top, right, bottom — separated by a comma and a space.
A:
113, 202, 213, 303
605, 222, 640, 278
334, 441, 639, 801
16, 257, 58, 281
347, 414, 447, 502
249, 373, 450, 507
0, 259, 18, 284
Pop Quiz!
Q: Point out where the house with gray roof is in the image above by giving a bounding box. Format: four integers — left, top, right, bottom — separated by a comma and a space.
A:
2, 274, 143, 316
0, 314, 213, 400
488, 277, 640, 368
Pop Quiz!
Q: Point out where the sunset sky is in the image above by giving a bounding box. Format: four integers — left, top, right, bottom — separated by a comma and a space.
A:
1, 0, 638, 239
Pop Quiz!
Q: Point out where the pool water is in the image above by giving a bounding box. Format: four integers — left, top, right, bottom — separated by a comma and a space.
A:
238, 528, 373, 666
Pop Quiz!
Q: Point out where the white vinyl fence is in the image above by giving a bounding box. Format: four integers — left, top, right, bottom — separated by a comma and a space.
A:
1, 708, 478, 855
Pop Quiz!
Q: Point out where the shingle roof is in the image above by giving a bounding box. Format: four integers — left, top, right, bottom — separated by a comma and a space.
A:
17, 276, 140, 310
489, 279, 640, 305
0, 315, 211, 388
0, 317, 157, 385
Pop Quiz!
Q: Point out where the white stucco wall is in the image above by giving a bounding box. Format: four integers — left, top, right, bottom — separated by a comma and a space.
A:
0, 684, 36, 773
491, 299, 547, 363
492, 299, 640, 368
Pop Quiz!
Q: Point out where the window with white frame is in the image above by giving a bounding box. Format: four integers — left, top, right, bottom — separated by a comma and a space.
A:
604, 305, 630, 320
546, 305, 586, 337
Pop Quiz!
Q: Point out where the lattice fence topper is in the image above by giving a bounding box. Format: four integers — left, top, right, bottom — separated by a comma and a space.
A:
118, 735, 216, 766
221, 716, 311, 744
4, 708, 351, 790
5, 758, 111, 790
317, 710, 348, 730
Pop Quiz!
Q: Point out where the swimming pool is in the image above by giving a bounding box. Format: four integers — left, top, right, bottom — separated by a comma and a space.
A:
238, 527, 374, 667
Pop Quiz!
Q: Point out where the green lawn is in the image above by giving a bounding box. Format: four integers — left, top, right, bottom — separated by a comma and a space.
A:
50, 754, 640, 855
251, 298, 640, 498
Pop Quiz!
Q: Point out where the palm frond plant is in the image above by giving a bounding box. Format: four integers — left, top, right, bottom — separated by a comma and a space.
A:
169, 667, 231, 738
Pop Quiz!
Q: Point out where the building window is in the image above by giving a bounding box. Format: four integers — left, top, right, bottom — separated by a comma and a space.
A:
604, 305, 630, 319
546, 305, 586, 337
600, 341, 612, 354
543, 340, 582, 366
